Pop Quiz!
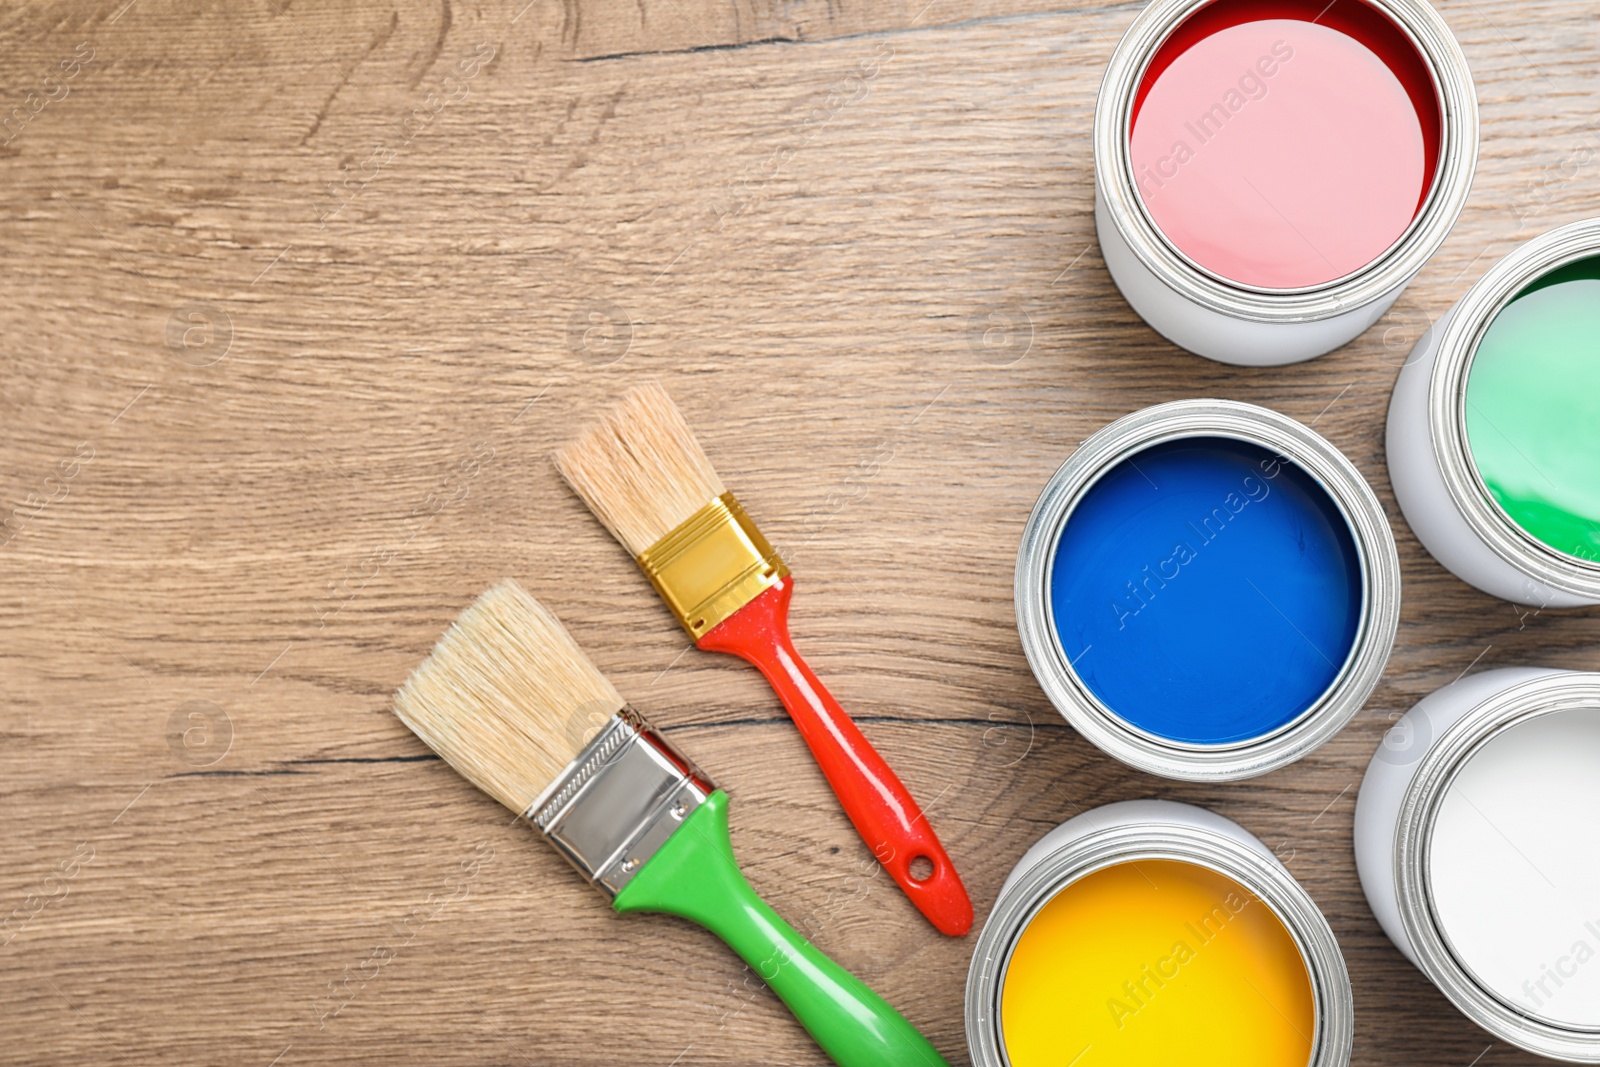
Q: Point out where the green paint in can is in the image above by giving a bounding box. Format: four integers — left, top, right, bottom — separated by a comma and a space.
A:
1464, 255, 1600, 563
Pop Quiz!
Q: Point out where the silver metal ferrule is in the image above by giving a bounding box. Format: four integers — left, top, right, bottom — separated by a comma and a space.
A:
528, 708, 716, 897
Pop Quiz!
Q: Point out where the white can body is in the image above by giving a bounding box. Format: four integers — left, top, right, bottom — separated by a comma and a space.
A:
999, 798, 1273, 898
1385, 219, 1600, 607
1353, 666, 1561, 963
966, 798, 1354, 1067
1354, 667, 1600, 1061
1095, 190, 1402, 366
1092, 0, 1478, 366
1016, 399, 1401, 781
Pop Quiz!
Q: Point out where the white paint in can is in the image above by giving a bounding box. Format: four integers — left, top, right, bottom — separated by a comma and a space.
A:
1355, 667, 1600, 1061
1428, 706, 1600, 1029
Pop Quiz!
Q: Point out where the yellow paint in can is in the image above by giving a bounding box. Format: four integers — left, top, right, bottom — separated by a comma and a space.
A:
1001, 859, 1315, 1067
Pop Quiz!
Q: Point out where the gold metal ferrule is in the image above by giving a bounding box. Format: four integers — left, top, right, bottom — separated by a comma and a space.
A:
636, 492, 789, 640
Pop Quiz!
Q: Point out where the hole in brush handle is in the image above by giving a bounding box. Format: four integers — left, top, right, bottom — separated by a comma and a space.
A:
878, 833, 973, 937
699, 578, 975, 936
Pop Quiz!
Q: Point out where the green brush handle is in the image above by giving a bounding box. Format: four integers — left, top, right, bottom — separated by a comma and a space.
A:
612, 791, 949, 1067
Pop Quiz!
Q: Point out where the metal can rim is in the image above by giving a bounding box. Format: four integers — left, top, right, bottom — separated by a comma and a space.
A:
1015, 399, 1401, 780
1093, 0, 1479, 322
964, 818, 1354, 1067
1426, 217, 1600, 600
1394, 671, 1600, 1060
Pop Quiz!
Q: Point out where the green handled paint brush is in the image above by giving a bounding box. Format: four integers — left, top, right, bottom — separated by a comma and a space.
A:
393, 580, 948, 1067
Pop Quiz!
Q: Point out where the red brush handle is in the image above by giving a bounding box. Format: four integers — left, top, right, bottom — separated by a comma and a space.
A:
697, 577, 973, 937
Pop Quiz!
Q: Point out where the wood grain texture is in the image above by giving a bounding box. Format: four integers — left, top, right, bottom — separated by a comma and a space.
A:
2, 0, 1597, 1063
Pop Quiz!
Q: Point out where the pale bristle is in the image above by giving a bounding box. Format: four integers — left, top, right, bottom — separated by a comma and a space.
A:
554, 383, 726, 556
393, 580, 625, 815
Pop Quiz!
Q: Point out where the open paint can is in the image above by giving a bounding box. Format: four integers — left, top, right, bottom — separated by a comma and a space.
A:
1017, 399, 1399, 780
966, 799, 1353, 1067
1355, 667, 1600, 1062
1387, 218, 1600, 607
1094, 0, 1477, 365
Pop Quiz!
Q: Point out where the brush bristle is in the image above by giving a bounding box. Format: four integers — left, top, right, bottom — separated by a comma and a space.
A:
393, 580, 626, 815
554, 383, 726, 556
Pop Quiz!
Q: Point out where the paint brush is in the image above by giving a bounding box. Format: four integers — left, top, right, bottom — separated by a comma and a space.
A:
394, 580, 949, 1067
555, 384, 972, 937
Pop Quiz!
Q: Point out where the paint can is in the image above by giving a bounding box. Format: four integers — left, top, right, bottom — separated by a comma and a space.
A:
966, 799, 1353, 1067
1386, 218, 1600, 607
1354, 667, 1600, 1062
1017, 399, 1399, 780
1094, 0, 1478, 365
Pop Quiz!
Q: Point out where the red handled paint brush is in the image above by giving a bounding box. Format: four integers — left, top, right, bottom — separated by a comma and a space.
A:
555, 384, 972, 936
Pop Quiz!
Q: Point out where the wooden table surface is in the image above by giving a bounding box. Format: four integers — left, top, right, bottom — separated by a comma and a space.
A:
3, 0, 1597, 1063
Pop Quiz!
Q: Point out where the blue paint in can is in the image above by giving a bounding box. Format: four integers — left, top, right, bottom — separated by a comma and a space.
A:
1048, 436, 1362, 745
